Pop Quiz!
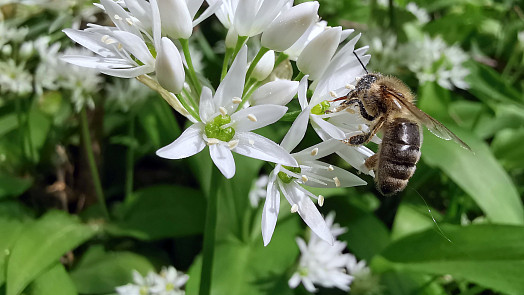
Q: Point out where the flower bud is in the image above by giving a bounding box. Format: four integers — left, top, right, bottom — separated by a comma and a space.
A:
250, 80, 299, 106
297, 27, 341, 80
158, 0, 192, 39
251, 50, 275, 81
225, 27, 238, 49
156, 37, 185, 94
261, 2, 319, 52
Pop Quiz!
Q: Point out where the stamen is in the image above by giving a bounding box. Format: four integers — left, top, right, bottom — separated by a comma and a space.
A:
206, 138, 220, 145
333, 176, 341, 187
126, 17, 134, 25
290, 204, 299, 213
310, 147, 319, 156
101, 35, 116, 44
301, 175, 308, 183
228, 139, 239, 150
117, 43, 123, 50
345, 84, 355, 90
328, 165, 334, 171
247, 114, 257, 122
249, 139, 255, 145
318, 195, 325, 207
232, 97, 242, 104
329, 90, 337, 98
346, 108, 356, 114
219, 107, 227, 115
114, 14, 122, 20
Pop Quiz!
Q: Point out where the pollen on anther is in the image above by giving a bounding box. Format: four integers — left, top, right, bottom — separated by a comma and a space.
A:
310, 147, 319, 156
328, 165, 334, 171
219, 107, 227, 115
301, 175, 308, 182
329, 90, 337, 98
248, 139, 255, 145
101, 35, 116, 44
345, 84, 355, 90
247, 114, 257, 122
126, 17, 134, 25
117, 43, 123, 50
228, 139, 239, 150
291, 204, 299, 213
333, 176, 341, 187
232, 97, 242, 104
114, 14, 122, 20
207, 138, 220, 145
318, 195, 325, 207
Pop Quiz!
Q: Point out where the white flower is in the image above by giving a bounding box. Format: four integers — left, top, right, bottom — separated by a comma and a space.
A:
249, 80, 299, 106
251, 50, 275, 81
155, 37, 185, 94
260, 1, 319, 51
116, 270, 159, 295
150, 266, 189, 295
288, 212, 355, 292
249, 175, 269, 207
156, 46, 297, 179
0, 59, 32, 95
406, 2, 430, 24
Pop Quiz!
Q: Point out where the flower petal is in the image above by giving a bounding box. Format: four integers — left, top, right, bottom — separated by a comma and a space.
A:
156, 124, 206, 159
156, 37, 185, 94
302, 160, 367, 188
111, 30, 155, 65
215, 45, 247, 113
100, 0, 142, 37
297, 75, 309, 110
232, 105, 287, 132
192, 0, 221, 27
297, 27, 341, 80
262, 169, 280, 246
199, 86, 215, 122
158, 0, 193, 39
100, 64, 154, 78
62, 29, 115, 58
233, 132, 297, 166
209, 143, 236, 179
311, 114, 345, 140
250, 80, 298, 106
280, 107, 310, 152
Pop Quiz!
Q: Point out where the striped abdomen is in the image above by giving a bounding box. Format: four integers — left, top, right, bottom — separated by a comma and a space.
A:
376, 117, 422, 196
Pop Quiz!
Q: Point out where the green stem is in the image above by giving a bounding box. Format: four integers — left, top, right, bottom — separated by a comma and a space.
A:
294, 72, 305, 82
180, 39, 202, 98
199, 166, 222, 295
125, 112, 135, 202
237, 79, 260, 110
80, 107, 110, 219
274, 52, 289, 68
221, 47, 234, 81
175, 93, 201, 122
14, 97, 26, 164
245, 47, 270, 82
232, 36, 249, 60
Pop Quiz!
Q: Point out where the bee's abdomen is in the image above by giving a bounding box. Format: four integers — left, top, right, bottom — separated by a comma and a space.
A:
376, 118, 422, 196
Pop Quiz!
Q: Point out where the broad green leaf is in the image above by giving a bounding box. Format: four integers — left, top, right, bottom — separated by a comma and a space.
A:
0, 114, 18, 137
491, 128, 524, 170
0, 173, 32, 199
375, 224, 524, 295
27, 102, 51, 163
137, 97, 181, 149
29, 263, 76, 295
186, 216, 301, 295
422, 128, 524, 224
6, 211, 96, 295
70, 246, 154, 294
391, 203, 441, 241
109, 185, 206, 240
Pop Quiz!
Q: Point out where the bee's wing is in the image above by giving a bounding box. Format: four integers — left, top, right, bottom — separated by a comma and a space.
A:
387, 90, 471, 151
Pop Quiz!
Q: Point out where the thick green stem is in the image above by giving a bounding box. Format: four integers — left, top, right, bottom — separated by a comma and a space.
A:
80, 107, 110, 219
274, 52, 289, 68
221, 47, 234, 81
199, 166, 222, 295
232, 36, 249, 60
125, 112, 135, 202
294, 72, 305, 82
180, 39, 202, 98
245, 47, 270, 82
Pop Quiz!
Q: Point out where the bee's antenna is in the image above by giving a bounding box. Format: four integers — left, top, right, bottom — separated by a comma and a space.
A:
353, 51, 369, 74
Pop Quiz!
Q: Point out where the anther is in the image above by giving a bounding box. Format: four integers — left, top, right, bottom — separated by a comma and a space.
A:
232, 97, 242, 104
114, 14, 122, 20
328, 165, 334, 171
228, 139, 239, 150
318, 195, 325, 207
329, 90, 337, 98
249, 139, 255, 145
207, 138, 220, 145
126, 17, 134, 25
247, 114, 257, 122
219, 107, 227, 115
301, 175, 308, 183
333, 176, 341, 187
117, 43, 123, 50
291, 204, 299, 213
310, 147, 319, 156
345, 84, 355, 90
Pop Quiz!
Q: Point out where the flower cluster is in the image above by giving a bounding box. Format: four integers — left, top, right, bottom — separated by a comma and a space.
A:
116, 266, 188, 295
63, 0, 374, 245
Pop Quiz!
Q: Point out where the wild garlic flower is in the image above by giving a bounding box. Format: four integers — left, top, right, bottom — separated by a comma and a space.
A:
0, 59, 33, 95
156, 46, 297, 179
116, 267, 188, 295
288, 212, 355, 292
248, 174, 269, 207
406, 2, 430, 24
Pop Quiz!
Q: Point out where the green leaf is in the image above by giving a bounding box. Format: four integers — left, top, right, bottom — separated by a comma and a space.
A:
0, 173, 33, 199
27, 102, 52, 163
391, 203, 441, 241
6, 211, 96, 295
108, 185, 206, 240
70, 246, 154, 294
137, 98, 181, 149
29, 263, 76, 295
375, 224, 524, 295
0, 114, 18, 137
186, 215, 301, 295
491, 128, 524, 170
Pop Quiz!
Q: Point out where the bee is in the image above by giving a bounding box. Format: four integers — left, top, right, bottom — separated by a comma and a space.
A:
333, 72, 471, 196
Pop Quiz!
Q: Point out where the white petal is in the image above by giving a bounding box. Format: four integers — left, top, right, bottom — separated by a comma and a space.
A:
336, 146, 374, 175
112, 30, 154, 65
186, 0, 204, 19
297, 75, 309, 109
156, 124, 206, 159
158, 0, 193, 39
233, 132, 297, 166
199, 86, 215, 122
250, 80, 299, 106
215, 45, 247, 112
156, 37, 185, 94
149, 0, 161, 49
125, 0, 151, 28
233, 0, 257, 36
192, 0, 221, 27
302, 160, 367, 188
100, 0, 142, 37
232, 105, 287, 132
288, 273, 301, 289
60, 55, 131, 69
210, 143, 236, 179
280, 107, 310, 152
293, 138, 344, 161
297, 27, 341, 80
100, 64, 154, 78
62, 29, 115, 58
261, 1, 319, 51
262, 170, 280, 246
251, 50, 275, 82
279, 182, 333, 244
311, 114, 346, 140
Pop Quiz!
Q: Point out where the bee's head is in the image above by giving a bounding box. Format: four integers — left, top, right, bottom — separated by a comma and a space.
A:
355, 73, 380, 92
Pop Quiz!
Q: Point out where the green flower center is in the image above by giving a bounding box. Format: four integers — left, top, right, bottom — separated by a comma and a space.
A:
278, 165, 302, 184
205, 114, 235, 142
310, 100, 331, 115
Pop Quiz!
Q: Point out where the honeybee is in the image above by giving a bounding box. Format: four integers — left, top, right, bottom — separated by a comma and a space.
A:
333, 73, 471, 196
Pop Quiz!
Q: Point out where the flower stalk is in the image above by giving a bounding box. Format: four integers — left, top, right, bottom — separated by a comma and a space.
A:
245, 47, 270, 82
180, 38, 202, 98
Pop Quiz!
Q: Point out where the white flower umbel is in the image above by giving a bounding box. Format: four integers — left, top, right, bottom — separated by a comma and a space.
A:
116, 266, 188, 295
156, 46, 297, 179
288, 212, 355, 292
115, 270, 159, 295
261, 81, 366, 245
233, 0, 292, 37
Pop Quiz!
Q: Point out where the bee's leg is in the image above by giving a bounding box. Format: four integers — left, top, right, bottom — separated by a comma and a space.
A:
342, 116, 385, 146
330, 98, 376, 121
364, 154, 378, 171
